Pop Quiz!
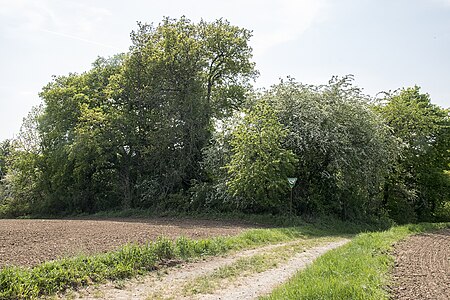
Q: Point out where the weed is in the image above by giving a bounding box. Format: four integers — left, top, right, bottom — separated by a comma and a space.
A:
261, 222, 450, 300
183, 237, 338, 296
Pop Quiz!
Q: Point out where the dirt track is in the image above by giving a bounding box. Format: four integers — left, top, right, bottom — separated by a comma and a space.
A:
0, 218, 256, 268
391, 228, 450, 300
73, 239, 349, 300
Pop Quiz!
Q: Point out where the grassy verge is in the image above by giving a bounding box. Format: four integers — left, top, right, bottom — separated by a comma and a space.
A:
0, 226, 340, 300
183, 236, 339, 296
261, 222, 450, 300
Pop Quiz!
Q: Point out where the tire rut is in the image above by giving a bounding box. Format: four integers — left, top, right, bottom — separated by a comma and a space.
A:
69, 240, 307, 300
196, 239, 349, 300
67, 238, 349, 300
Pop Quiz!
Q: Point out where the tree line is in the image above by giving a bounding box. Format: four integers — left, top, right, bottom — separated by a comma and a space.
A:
0, 17, 448, 223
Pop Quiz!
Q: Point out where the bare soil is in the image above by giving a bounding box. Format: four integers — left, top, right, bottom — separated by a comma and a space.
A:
391, 228, 450, 300
0, 218, 256, 268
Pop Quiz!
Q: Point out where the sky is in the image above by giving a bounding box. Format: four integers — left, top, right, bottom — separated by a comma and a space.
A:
1, 0, 450, 141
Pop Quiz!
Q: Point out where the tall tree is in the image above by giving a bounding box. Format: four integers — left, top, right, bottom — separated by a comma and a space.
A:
37, 55, 125, 213
109, 17, 256, 208
5, 17, 256, 215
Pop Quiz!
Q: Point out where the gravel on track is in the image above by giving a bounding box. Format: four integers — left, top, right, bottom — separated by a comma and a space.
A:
0, 218, 256, 267
67, 238, 350, 300
391, 228, 450, 300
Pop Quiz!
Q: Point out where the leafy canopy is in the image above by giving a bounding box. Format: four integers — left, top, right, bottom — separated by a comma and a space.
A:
226, 100, 297, 211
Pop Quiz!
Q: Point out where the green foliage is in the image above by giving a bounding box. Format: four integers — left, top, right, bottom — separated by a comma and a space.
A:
0, 139, 11, 179
153, 237, 175, 260
263, 76, 397, 220
434, 199, 450, 221
262, 222, 449, 300
0, 243, 158, 299
0, 57, 122, 216
112, 17, 256, 208
377, 86, 450, 222
189, 120, 240, 212
2, 17, 256, 216
0, 106, 46, 217
0, 140, 12, 214
1, 15, 446, 224
226, 100, 298, 212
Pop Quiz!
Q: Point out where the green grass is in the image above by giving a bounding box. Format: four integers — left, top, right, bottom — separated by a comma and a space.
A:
183, 237, 339, 296
0, 225, 342, 300
261, 222, 450, 300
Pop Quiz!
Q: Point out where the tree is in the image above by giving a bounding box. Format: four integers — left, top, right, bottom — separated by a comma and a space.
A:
109, 17, 257, 208
226, 100, 297, 212
0, 106, 47, 217
265, 77, 397, 220
0, 139, 11, 180
36, 55, 125, 214
377, 86, 450, 222
198, 18, 258, 118
4, 17, 256, 216
0, 139, 12, 215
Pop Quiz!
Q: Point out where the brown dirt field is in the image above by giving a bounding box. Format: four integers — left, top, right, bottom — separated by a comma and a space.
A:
391, 228, 450, 300
0, 218, 257, 268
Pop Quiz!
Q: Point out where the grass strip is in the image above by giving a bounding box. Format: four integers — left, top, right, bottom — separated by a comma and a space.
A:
183, 237, 339, 296
0, 227, 327, 299
261, 222, 450, 300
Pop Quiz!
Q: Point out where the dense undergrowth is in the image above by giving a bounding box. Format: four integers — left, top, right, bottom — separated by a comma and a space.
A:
0, 215, 383, 299
262, 222, 450, 300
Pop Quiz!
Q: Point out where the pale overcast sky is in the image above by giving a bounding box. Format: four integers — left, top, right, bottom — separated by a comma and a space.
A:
1, 0, 449, 141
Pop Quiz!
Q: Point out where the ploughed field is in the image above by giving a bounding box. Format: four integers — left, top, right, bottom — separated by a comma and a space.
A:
392, 228, 450, 300
0, 218, 256, 267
